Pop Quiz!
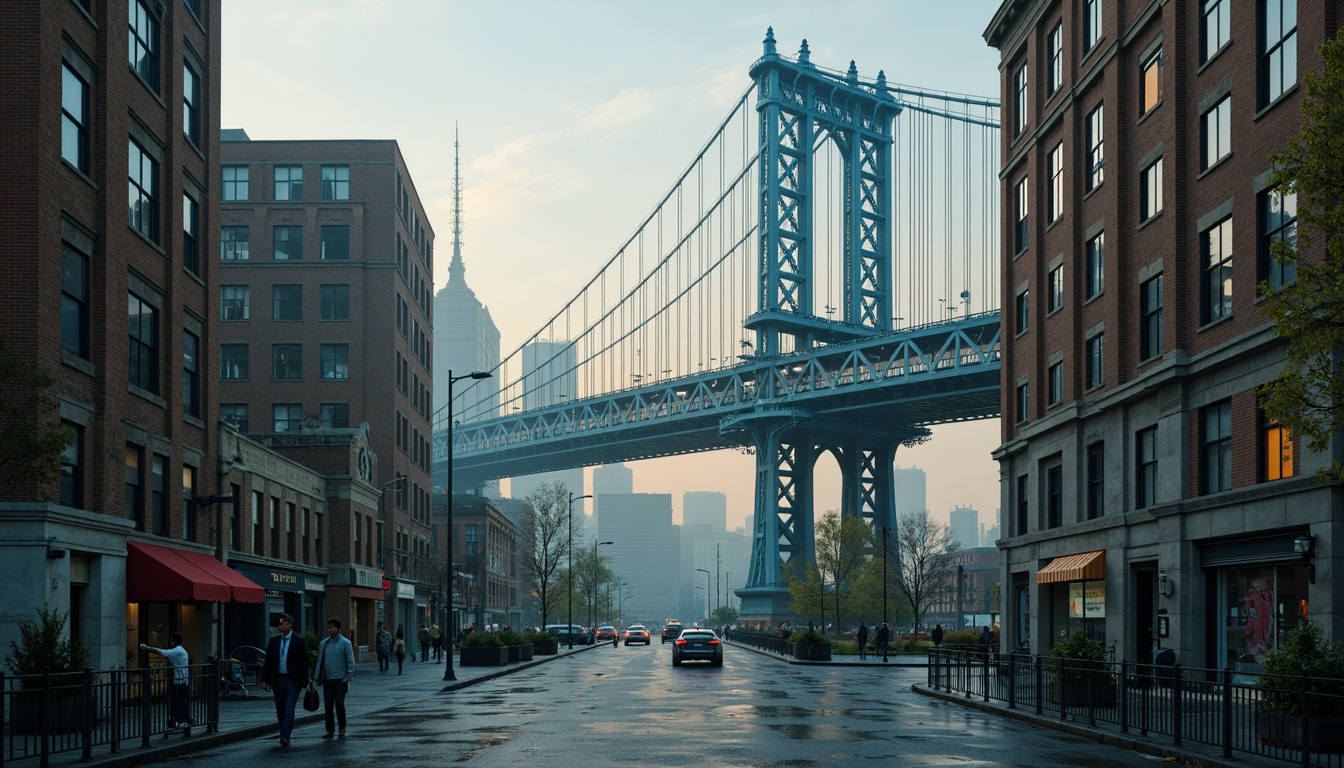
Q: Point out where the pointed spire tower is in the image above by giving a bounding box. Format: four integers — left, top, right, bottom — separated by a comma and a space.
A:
448, 124, 466, 287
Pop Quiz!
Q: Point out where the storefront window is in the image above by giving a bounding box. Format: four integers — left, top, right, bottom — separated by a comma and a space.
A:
1221, 563, 1309, 677
1051, 579, 1107, 648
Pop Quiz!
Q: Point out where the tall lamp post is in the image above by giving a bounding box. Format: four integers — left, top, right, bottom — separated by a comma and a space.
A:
881, 525, 890, 625
442, 370, 492, 683
592, 540, 613, 628
616, 582, 629, 628
567, 491, 593, 648
696, 568, 710, 623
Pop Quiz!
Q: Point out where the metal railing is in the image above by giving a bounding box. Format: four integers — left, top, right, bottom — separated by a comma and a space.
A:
1, 660, 219, 767
927, 649, 1344, 767
725, 629, 799, 656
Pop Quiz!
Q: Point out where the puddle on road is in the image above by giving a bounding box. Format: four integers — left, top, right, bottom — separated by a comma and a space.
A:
763, 722, 878, 741
759, 689, 791, 699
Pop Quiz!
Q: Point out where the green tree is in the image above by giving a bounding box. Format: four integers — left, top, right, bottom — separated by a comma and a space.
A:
1259, 36, 1344, 480
519, 482, 573, 628
895, 511, 958, 631
814, 511, 871, 632
784, 558, 825, 627
0, 338, 73, 490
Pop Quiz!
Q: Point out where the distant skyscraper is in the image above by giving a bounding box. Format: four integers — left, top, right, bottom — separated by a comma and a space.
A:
592, 464, 635, 531
949, 505, 980, 548
598, 494, 676, 624
683, 491, 727, 531
894, 466, 927, 517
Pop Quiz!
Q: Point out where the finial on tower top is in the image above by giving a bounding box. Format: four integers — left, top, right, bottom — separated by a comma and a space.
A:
798, 39, 811, 65
876, 70, 888, 90
763, 27, 777, 56
846, 60, 858, 84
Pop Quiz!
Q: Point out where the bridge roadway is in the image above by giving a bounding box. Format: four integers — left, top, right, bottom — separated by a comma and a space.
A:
446, 312, 1002, 485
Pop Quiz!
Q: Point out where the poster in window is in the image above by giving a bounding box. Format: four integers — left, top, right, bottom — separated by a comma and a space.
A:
1067, 581, 1106, 618
1237, 568, 1275, 664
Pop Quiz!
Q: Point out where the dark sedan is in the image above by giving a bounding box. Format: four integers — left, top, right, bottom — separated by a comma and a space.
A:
671, 628, 723, 667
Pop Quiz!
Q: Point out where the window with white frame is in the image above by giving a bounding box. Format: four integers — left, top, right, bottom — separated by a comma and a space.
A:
1202, 96, 1231, 171
1140, 158, 1163, 222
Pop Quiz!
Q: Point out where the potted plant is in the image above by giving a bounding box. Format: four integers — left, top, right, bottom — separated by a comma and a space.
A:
458, 629, 507, 666
497, 630, 532, 663
5, 606, 91, 733
529, 629, 558, 656
1047, 629, 1116, 708
1255, 622, 1344, 753
788, 627, 832, 661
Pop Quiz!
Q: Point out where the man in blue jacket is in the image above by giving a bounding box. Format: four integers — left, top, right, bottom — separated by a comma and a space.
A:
315, 618, 356, 739
259, 614, 308, 747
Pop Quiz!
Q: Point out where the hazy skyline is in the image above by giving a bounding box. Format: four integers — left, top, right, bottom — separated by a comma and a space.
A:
221, 0, 1006, 531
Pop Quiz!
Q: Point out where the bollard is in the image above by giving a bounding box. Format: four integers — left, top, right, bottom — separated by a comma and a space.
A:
1119, 659, 1128, 734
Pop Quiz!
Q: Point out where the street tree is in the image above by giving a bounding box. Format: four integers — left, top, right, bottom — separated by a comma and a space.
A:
895, 511, 959, 632
519, 482, 573, 627
813, 511, 871, 632
1259, 36, 1344, 481
0, 338, 73, 490
784, 558, 825, 628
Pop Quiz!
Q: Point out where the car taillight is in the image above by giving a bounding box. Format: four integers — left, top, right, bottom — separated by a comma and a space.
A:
675, 638, 688, 646
707, 639, 720, 645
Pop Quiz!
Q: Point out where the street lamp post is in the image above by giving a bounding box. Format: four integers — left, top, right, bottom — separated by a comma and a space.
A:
592, 540, 613, 628
567, 491, 593, 649
443, 370, 492, 682
696, 568, 710, 624
617, 582, 629, 629
882, 525, 890, 625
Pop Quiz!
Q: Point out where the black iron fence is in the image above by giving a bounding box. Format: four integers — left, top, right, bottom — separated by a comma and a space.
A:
725, 629, 794, 656
1, 660, 219, 768
928, 648, 1344, 768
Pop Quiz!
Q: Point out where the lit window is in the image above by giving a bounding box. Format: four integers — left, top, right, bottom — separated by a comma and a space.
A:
1261, 411, 1295, 482
1140, 48, 1162, 114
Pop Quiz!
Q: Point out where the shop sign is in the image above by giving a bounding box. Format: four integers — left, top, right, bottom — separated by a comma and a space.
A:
303, 577, 325, 593
353, 568, 381, 588
395, 582, 415, 599
1068, 581, 1106, 618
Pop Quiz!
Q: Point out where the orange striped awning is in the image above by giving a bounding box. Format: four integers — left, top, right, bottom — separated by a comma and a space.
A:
1036, 550, 1106, 584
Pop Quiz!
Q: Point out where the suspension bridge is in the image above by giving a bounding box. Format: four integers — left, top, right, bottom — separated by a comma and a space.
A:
435, 30, 1002, 622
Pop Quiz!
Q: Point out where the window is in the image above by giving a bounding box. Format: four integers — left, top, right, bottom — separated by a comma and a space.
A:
320, 284, 349, 320
1014, 62, 1028, 137
270, 497, 280, 558
1140, 275, 1163, 361
183, 330, 199, 417
1259, 0, 1298, 108
1085, 104, 1104, 191
126, 445, 144, 530
182, 466, 196, 541
1046, 464, 1063, 528
183, 62, 200, 147
61, 243, 89, 359
1201, 217, 1234, 324
220, 403, 249, 432
1048, 361, 1063, 405
273, 404, 303, 433
1047, 265, 1063, 313
273, 225, 303, 260
61, 63, 89, 172
221, 225, 249, 260
220, 343, 248, 379
184, 0, 201, 20
128, 292, 158, 394
322, 165, 350, 200
222, 165, 249, 200
1140, 48, 1162, 114
465, 524, 481, 556
1086, 443, 1105, 519
220, 285, 249, 320
1203, 0, 1230, 62
321, 225, 350, 260
60, 423, 83, 508
1047, 22, 1062, 96
274, 165, 302, 200
1260, 186, 1298, 289
1016, 382, 1030, 423
183, 192, 200, 275
152, 455, 167, 536
1015, 474, 1029, 535
272, 284, 302, 320
1261, 411, 1296, 482
1014, 177, 1028, 253
1085, 232, 1104, 299
1015, 289, 1029, 334
1047, 143, 1063, 223
1201, 399, 1233, 494
251, 491, 262, 552
127, 138, 158, 242
1136, 426, 1158, 508
1085, 333, 1104, 390
321, 403, 349, 429
1202, 96, 1231, 171
320, 344, 349, 380
272, 344, 302, 380
1084, 0, 1102, 52
128, 0, 158, 91
1140, 158, 1163, 222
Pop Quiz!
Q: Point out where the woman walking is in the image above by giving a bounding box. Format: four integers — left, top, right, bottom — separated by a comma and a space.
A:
394, 628, 407, 674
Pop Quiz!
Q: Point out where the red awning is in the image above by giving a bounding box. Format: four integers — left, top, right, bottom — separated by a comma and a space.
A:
126, 543, 264, 603
348, 586, 384, 601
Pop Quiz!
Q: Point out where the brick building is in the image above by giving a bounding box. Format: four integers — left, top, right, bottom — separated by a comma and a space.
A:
438, 495, 524, 633
217, 135, 437, 637
985, 1, 1339, 670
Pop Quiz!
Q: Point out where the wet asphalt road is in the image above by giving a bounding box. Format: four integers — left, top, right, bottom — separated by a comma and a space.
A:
163, 643, 1170, 767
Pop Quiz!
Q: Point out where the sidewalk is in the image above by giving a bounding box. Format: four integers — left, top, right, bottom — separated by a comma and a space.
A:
33, 643, 603, 768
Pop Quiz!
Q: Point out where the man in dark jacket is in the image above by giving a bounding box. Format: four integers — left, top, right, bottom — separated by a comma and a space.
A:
259, 614, 309, 747
876, 622, 891, 662
857, 621, 869, 660
932, 623, 945, 647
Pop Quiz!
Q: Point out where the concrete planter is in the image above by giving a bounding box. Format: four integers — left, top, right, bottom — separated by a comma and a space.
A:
517, 644, 534, 662
793, 642, 832, 661
533, 639, 558, 655
1257, 711, 1344, 753
459, 646, 508, 666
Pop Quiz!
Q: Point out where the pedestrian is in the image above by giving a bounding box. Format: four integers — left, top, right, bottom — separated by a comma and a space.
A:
876, 622, 890, 662
418, 624, 432, 662
856, 621, 869, 661
315, 618, 355, 740
140, 632, 191, 736
375, 624, 392, 673
394, 628, 407, 674
979, 625, 993, 654
259, 613, 309, 747
932, 623, 944, 647
431, 622, 442, 662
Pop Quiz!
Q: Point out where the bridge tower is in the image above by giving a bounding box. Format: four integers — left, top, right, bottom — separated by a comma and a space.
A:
734, 30, 911, 624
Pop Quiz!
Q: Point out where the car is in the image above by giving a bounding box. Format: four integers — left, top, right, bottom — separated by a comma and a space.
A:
671, 628, 723, 667
544, 624, 591, 645
624, 625, 651, 645
596, 625, 619, 642
661, 620, 684, 643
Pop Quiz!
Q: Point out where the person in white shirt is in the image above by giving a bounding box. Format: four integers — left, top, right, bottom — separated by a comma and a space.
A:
140, 632, 191, 735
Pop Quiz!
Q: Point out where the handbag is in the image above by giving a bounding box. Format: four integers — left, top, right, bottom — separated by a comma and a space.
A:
303, 683, 320, 712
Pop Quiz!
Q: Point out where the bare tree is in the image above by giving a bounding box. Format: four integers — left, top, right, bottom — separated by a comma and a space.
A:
895, 511, 959, 632
519, 482, 572, 627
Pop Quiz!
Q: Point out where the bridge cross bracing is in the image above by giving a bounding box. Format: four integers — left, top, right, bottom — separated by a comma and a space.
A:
436, 29, 1002, 623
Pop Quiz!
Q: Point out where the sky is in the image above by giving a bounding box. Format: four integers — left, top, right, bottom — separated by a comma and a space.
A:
221, 0, 1008, 534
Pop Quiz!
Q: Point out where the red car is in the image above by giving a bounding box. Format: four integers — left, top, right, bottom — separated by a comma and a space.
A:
596, 625, 619, 642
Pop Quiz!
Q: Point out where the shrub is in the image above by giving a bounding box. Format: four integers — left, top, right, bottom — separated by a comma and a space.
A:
941, 628, 981, 650
459, 630, 504, 648
5, 607, 90, 692
522, 629, 550, 644
303, 629, 321, 671
788, 627, 829, 644
1047, 629, 1114, 684
496, 630, 524, 646
1257, 622, 1344, 718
